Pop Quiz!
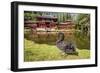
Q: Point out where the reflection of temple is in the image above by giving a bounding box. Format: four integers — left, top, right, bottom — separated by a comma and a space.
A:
24, 15, 75, 31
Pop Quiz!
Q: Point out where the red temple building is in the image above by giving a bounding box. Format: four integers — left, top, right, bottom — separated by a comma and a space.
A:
36, 15, 57, 31
58, 20, 75, 30
24, 15, 75, 31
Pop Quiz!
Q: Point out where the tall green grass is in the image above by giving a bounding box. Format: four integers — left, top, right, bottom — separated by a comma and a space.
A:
24, 39, 90, 62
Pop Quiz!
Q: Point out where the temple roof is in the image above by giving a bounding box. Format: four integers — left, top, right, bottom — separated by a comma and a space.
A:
37, 15, 57, 19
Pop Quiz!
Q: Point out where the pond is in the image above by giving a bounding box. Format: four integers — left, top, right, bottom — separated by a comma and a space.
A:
24, 30, 90, 50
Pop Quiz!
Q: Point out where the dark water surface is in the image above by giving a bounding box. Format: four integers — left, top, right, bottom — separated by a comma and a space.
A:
24, 30, 90, 49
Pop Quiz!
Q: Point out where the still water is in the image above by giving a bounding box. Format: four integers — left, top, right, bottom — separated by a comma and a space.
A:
25, 30, 90, 49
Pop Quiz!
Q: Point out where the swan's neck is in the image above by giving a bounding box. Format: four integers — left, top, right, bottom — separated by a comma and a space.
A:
57, 32, 64, 43
56, 39, 63, 43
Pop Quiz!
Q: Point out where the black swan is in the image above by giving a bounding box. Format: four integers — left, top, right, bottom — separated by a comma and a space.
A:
56, 32, 78, 55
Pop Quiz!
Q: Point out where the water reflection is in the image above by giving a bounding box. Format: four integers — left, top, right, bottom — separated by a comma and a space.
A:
24, 30, 90, 49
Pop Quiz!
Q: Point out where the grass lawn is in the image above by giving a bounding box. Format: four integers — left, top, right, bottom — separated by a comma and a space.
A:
24, 39, 90, 62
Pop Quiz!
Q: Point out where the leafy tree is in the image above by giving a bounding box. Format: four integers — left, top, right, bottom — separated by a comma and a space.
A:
75, 14, 90, 36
